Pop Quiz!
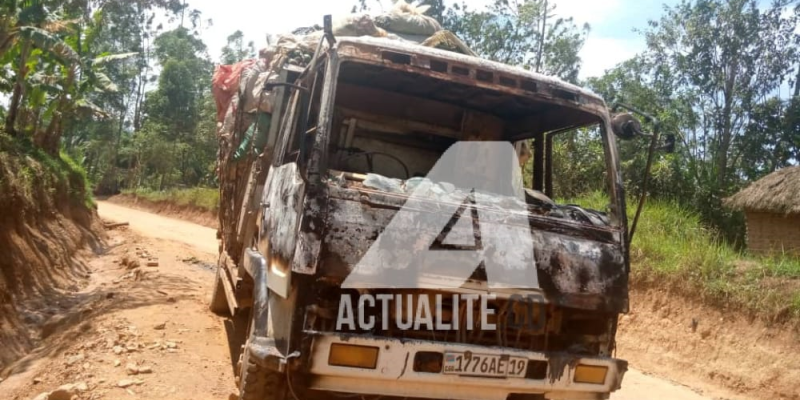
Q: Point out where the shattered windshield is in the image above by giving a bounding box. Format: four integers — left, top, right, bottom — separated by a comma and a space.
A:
322, 61, 615, 227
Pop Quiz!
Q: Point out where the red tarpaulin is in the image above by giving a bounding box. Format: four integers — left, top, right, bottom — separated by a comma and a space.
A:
212, 59, 256, 123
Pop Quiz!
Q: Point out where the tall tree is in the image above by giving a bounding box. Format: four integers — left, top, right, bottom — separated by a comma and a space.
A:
443, 0, 589, 82
141, 27, 212, 188
589, 0, 799, 241
220, 30, 255, 64
1, 0, 81, 137
643, 0, 798, 190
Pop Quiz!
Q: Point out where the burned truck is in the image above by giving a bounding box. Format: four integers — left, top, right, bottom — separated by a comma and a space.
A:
210, 16, 662, 400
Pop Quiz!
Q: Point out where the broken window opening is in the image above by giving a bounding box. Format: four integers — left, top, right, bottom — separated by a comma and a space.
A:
324, 61, 618, 227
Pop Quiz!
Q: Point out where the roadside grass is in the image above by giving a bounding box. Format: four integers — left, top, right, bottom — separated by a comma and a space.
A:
573, 191, 800, 322
0, 132, 94, 212
122, 187, 219, 212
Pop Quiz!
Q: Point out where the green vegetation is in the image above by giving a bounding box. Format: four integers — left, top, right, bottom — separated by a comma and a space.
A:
575, 192, 800, 321
0, 0, 217, 196
0, 132, 93, 213
122, 187, 219, 213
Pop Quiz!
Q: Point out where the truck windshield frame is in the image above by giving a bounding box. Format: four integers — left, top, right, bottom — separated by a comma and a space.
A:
305, 46, 625, 231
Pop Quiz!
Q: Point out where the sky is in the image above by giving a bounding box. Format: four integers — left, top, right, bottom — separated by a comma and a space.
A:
184, 0, 683, 80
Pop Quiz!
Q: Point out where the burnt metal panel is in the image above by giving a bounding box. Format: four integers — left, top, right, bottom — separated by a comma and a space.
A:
264, 163, 306, 263
319, 185, 628, 313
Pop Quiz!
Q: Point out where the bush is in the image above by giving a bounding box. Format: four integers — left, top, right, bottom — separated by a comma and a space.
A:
572, 192, 800, 321
0, 132, 94, 214
122, 187, 219, 212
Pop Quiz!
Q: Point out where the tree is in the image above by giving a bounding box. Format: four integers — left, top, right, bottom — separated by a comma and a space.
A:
588, 0, 799, 242
1, 0, 217, 192
642, 0, 798, 190
221, 30, 255, 64
140, 27, 213, 188
1, 1, 81, 138
736, 97, 800, 181
443, 0, 589, 82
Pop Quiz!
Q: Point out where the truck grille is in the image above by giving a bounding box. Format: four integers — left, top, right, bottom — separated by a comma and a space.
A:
305, 289, 612, 354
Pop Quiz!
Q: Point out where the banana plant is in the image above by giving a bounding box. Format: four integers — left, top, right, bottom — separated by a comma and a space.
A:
2, 1, 137, 154
1, 0, 81, 137
35, 48, 138, 154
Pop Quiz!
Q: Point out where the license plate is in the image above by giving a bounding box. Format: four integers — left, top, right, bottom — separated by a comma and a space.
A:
442, 352, 527, 378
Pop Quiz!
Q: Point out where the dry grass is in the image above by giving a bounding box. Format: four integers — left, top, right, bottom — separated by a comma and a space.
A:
121, 187, 219, 212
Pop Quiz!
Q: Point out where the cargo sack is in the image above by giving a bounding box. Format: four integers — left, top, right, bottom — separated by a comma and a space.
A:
420, 30, 478, 56
375, 1, 442, 36
275, 33, 320, 67
212, 60, 256, 123
218, 93, 239, 138
245, 71, 279, 114
239, 60, 279, 114
333, 14, 387, 37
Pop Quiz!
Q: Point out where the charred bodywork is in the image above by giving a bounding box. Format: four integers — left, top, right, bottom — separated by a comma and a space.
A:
218, 36, 630, 400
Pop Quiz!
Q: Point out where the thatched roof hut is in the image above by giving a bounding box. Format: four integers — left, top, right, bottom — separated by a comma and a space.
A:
725, 166, 800, 255
725, 166, 800, 215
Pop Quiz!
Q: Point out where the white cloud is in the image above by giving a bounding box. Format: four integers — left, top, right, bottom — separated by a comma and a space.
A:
579, 36, 642, 79
551, 0, 623, 27
551, 0, 639, 80
186, 0, 355, 61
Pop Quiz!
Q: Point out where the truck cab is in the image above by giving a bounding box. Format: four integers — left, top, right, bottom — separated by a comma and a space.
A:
212, 35, 630, 400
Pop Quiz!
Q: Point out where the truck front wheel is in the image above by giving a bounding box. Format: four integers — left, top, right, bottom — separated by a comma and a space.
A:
237, 344, 288, 400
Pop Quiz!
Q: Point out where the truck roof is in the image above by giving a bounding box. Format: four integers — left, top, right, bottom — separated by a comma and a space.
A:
333, 36, 607, 109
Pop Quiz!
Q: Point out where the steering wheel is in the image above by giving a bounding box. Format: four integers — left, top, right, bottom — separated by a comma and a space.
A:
339, 151, 411, 180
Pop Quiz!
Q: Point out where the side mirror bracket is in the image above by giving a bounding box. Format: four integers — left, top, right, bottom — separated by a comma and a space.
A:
611, 113, 644, 140
610, 102, 662, 247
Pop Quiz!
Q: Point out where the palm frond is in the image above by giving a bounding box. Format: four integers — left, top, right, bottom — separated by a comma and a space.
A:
92, 71, 118, 92
28, 71, 63, 93
92, 52, 138, 66
41, 18, 81, 33
19, 26, 80, 66
75, 98, 110, 118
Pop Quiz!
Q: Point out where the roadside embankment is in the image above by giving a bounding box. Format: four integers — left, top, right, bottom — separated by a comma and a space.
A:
0, 134, 102, 372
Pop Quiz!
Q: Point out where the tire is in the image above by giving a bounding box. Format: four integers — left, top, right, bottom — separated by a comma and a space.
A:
238, 341, 289, 400
209, 264, 231, 316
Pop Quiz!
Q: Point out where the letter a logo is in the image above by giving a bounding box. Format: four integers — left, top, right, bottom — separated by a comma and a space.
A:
342, 142, 539, 290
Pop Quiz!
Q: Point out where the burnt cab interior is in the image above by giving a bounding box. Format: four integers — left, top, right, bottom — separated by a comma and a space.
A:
330, 60, 604, 192
285, 56, 615, 225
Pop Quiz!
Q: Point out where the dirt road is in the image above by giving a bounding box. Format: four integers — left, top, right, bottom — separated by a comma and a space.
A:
0, 202, 719, 400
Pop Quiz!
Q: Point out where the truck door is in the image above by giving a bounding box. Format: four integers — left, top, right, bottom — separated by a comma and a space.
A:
257, 59, 328, 356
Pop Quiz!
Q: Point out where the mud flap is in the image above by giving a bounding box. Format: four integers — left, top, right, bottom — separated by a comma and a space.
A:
243, 248, 298, 358
243, 248, 270, 337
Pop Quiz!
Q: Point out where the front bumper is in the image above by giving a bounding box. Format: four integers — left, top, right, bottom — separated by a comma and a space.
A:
267, 332, 627, 400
